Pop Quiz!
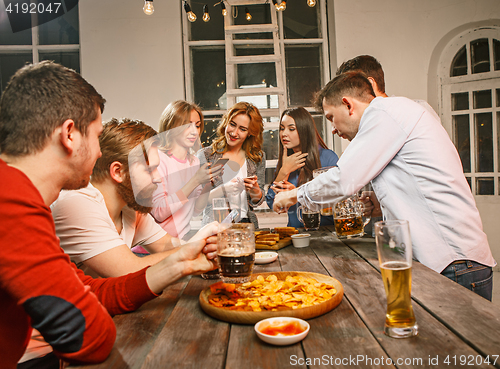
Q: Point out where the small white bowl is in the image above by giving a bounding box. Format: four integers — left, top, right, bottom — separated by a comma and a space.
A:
255, 317, 310, 346
254, 251, 278, 264
291, 233, 311, 248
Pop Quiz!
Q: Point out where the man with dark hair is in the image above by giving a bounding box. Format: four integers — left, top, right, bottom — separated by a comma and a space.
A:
336, 55, 387, 96
0, 62, 217, 369
52, 118, 218, 278
274, 72, 496, 300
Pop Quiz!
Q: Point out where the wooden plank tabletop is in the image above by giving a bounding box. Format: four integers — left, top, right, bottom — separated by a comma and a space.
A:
71, 229, 500, 369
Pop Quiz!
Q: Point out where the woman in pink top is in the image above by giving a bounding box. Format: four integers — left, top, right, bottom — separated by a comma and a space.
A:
149, 101, 221, 239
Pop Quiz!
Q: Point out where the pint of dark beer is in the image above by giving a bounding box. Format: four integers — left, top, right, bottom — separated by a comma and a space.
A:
217, 223, 255, 283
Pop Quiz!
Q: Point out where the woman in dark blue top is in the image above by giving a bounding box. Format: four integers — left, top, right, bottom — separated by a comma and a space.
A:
266, 107, 339, 228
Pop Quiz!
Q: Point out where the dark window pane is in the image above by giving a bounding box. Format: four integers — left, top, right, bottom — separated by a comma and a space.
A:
453, 114, 470, 173
188, 3, 225, 41
285, 45, 321, 107
466, 177, 472, 190
473, 90, 492, 109
283, 1, 319, 39
452, 92, 469, 111
263, 126, 279, 161
38, 3, 79, 45
451, 45, 467, 77
494, 39, 500, 71
497, 89, 500, 107
234, 4, 272, 40
0, 1, 32, 45
0, 52, 33, 97
39, 51, 80, 73
200, 118, 219, 148
476, 178, 494, 195
475, 112, 493, 172
235, 46, 274, 57
237, 62, 276, 89
471, 38, 490, 74
192, 48, 225, 110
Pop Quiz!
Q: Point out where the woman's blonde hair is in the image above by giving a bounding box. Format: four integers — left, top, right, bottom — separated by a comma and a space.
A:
158, 100, 204, 162
211, 102, 264, 163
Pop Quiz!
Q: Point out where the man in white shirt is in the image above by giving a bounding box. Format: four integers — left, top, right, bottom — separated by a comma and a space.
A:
52, 118, 218, 278
273, 72, 496, 300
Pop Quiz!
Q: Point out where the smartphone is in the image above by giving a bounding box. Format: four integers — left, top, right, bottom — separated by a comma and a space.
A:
212, 158, 229, 169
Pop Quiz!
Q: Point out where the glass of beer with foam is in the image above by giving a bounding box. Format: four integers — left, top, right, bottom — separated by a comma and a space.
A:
375, 220, 418, 338
217, 223, 255, 284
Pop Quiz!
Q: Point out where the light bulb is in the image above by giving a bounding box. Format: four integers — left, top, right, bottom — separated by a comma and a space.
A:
203, 4, 210, 22
184, 1, 197, 22
188, 11, 197, 22
278, 0, 286, 11
245, 7, 252, 21
272, 0, 279, 10
307, 0, 316, 6
143, 0, 154, 15
221, 2, 227, 16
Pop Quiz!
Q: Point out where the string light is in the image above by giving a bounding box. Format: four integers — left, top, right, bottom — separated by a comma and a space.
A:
307, 0, 316, 6
245, 7, 252, 21
183, 1, 197, 22
278, 0, 287, 11
203, 4, 210, 22
272, 0, 279, 11
220, 1, 227, 16
143, 0, 154, 15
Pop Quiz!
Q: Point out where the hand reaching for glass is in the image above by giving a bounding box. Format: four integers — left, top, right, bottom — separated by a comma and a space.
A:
270, 180, 296, 194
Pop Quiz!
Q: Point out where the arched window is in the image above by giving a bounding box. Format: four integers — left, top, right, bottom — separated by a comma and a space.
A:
440, 27, 500, 196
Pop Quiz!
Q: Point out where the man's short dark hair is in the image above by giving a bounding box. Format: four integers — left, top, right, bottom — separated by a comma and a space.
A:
0, 61, 105, 156
336, 55, 385, 94
314, 72, 376, 111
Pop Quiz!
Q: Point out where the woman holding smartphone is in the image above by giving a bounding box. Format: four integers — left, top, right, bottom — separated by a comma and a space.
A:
266, 107, 339, 228
198, 102, 266, 229
148, 100, 222, 240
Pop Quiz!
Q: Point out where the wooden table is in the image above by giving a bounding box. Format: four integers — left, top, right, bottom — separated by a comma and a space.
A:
72, 228, 500, 369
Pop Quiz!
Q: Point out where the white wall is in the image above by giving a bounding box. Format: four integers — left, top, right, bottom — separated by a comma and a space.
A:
79, 0, 185, 130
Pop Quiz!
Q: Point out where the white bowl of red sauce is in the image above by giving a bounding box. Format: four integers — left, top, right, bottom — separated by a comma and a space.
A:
254, 317, 310, 346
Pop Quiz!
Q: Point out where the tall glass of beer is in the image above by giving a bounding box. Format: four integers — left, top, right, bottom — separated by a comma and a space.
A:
374, 220, 418, 338
217, 223, 255, 283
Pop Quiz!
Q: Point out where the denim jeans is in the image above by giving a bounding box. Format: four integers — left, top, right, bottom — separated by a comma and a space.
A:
440, 260, 493, 301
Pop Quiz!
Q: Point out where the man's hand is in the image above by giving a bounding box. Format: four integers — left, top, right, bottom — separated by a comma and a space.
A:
270, 180, 296, 194
189, 221, 218, 259
273, 188, 298, 213
360, 191, 382, 217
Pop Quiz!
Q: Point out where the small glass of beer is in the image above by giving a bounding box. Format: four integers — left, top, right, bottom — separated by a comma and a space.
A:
374, 220, 418, 338
217, 223, 255, 284
312, 166, 336, 216
333, 193, 371, 239
296, 204, 320, 231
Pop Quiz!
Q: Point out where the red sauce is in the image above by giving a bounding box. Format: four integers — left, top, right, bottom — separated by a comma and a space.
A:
259, 321, 306, 336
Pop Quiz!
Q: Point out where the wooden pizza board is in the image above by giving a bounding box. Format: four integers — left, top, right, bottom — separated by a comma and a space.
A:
199, 271, 344, 324
255, 237, 292, 250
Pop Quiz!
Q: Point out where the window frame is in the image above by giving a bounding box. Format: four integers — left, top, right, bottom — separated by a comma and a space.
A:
439, 27, 500, 196
0, 5, 80, 73
182, 0, 333, 194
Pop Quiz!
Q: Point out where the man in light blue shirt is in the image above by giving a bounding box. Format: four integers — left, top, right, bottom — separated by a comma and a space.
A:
273, 72, 496, 300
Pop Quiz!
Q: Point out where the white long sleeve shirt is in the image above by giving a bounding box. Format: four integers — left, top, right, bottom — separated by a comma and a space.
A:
298, 96, 496, 273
